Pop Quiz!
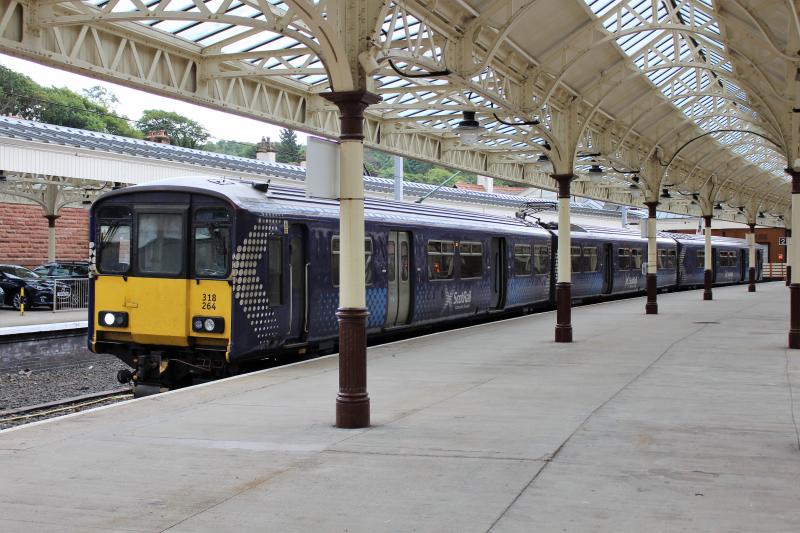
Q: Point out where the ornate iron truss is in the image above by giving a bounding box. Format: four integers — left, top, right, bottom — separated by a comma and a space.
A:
0, 0, 796, 225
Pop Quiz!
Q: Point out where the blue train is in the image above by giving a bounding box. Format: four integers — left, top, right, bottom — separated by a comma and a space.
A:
88, 177, 765, 393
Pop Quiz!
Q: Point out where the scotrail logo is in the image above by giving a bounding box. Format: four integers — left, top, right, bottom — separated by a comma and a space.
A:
443, 287, 472, 312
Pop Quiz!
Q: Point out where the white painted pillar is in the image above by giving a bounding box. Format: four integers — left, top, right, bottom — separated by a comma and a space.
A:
645, 202, 658, 314
339, 140, 366, 309
393, 155, 403, 202
553, 175, 573, 342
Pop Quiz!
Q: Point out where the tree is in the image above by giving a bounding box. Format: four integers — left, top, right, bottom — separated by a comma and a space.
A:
275, 128, 302, 163
137, 109, 209, 148
0, 66, 44, 119
81, 86, 119, 111
203, 139, 256, 158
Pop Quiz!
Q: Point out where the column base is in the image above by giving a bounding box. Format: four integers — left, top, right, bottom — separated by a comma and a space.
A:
748, 267, 756, 292
645, 273, 658, 314
335, 307, 370, 428
787, 265, 792, 287
703, 270, 713, 300
791, 285, 800, 349
555, 282, 572, 343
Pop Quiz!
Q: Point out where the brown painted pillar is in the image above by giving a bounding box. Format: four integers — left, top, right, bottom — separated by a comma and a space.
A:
703, 215, 713, 301
747, 223, 756, 293
322, 90, 380, 427
787, 169, 800, 349
786, 229, 792, 287
644, 202, 658, 314
553, 174, 573, 343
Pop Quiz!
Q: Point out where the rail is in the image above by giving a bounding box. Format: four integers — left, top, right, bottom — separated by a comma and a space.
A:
51, 278, 89, 312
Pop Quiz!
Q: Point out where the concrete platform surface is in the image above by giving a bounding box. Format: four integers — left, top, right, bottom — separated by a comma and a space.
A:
1, 283, 798, 532
0, 308, 87, 336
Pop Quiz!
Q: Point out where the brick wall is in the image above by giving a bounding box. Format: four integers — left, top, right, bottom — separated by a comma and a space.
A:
0, 203, 89, 268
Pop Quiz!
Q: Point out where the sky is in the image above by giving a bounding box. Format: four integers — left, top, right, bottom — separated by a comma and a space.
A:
0, 53, 307, 145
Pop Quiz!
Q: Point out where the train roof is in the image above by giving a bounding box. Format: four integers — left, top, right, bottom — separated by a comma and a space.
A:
97, 176, 553, 236
663, 231, 749, 247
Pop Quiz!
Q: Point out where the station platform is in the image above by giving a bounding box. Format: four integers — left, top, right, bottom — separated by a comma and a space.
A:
1, 282, 798, 532
0, 309, 86, 337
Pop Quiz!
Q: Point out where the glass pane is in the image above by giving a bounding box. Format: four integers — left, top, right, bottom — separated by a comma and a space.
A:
268, 237, 282, 304
514, 244, 532, 276
331, 236, 339, 287
400, 241, 409, 282
388, 240, 396, 283
364, 238, 373, 286
194, 208, 230, 278
97, 206, 132, 275
137, 213, 183, 275
571, 246, 582, 273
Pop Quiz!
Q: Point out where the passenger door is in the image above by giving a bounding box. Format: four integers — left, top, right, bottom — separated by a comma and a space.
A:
386, 231, 412, 327
602, 243, 613, 294
287, 224, 308, 341
490, 237, 507, 309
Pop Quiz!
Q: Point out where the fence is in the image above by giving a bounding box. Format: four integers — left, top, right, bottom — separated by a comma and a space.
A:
762, 263, 787, 281
51, 278, 89, 312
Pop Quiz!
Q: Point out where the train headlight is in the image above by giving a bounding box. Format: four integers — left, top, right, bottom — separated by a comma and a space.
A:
192, 316, 224, 334
99, 311, 128, 328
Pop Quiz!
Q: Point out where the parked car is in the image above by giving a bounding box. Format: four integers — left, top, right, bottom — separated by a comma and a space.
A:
32, 261, 90, 279
0, 264, 61, 310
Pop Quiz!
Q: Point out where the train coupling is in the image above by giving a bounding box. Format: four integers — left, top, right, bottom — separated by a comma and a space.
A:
117, 369, 134, 384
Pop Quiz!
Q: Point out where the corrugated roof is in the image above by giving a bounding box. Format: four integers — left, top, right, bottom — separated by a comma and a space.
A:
0, 116, 638, 219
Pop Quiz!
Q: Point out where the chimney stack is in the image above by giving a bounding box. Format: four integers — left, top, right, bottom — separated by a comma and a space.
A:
256, 136, 276, 163
145, 130, 170, 144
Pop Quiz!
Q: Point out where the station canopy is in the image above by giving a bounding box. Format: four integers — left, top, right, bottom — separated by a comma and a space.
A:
0, 0, 796, 224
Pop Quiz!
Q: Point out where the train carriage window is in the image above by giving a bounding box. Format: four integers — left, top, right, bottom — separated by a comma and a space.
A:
427, 240, 455, 280
571, 246, 582, 273
513, 244, 532, 276
533, 245, 550, 275
657, 249, 666, 269
583, 247, 599, 273
668, 249, 677, 269
697, 250, 705, 268
268, 237, 282, 305
400, 241, 409, 282
631, 248, 643, 270
331, 236, 374, 287
618, 248, 631, 271
459, 241, 483, 279
193, 208, 230, 278
388, 240, 396, 282
97, 206, 132, 274
137, 213, 184, 275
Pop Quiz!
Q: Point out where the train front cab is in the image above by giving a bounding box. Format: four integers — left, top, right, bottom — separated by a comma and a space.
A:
90, 191, 233, 393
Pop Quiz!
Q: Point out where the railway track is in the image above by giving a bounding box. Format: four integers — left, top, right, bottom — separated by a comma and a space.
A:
0, 388, 132, 430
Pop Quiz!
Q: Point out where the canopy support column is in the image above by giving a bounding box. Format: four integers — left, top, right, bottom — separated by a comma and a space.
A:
788, 169, 800, 349
645, 202, 658, 314
787, 228, 792, 287
553, 174, 573, 343
322, 90, 380, 428
747, 223, 756, 293
703, 215, 713, 301
45, 214, 59, 262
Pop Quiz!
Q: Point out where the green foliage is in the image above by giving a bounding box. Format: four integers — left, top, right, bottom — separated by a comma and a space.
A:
0, 66, 141, 138
203, 139, 257, 158
0, 66, 45, 119
364, 149, 477, 185
81, 86, 119, 111
275, 128, 302, 163
137, 109, 209, 148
